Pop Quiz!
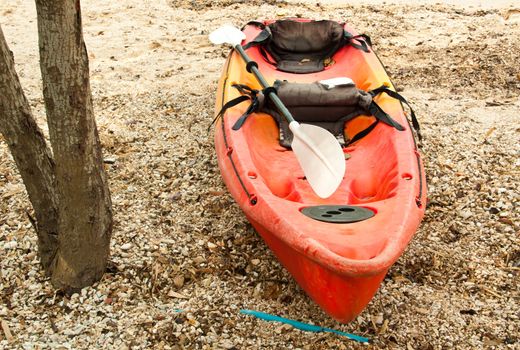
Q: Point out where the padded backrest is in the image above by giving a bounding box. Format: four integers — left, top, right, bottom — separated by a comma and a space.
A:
269, 20, 344, 55
265, 20, 345, 73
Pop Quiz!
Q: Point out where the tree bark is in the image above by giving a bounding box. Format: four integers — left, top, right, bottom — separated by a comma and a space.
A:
35, 0, 112, 289
0, 25, 59, 270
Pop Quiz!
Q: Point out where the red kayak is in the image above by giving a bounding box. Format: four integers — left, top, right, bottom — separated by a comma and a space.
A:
213, 19, 426, 323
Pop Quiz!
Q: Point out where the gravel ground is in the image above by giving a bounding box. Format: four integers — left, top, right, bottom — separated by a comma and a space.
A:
1, 1, 519, 349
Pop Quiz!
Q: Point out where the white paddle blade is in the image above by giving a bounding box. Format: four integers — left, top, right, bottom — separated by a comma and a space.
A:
209, 25, 246, 46
290, 122, 346, 198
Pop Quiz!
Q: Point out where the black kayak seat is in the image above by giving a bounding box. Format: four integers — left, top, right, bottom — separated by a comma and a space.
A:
243, 20, 370, 74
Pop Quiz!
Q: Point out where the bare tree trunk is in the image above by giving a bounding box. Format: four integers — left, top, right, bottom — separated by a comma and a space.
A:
0, 0, 112, 290
0, 26, 58, 269
35, 0, 112, 289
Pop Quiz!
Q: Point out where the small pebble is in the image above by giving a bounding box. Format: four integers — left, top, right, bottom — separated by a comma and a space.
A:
219, 339, 235, 349
173, 275, 185, 288
120, 243, 132, 251
459, 210, 472, 219
193, 256, 205, 264
3, 241, 17, 250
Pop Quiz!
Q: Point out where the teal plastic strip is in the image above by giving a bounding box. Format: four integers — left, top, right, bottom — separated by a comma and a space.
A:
240, 309, 369, 343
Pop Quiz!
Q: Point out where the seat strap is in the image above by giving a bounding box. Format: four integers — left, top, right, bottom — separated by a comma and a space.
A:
209, 84, 268, 131
232, 85, 279, 130
242, 28, 278, 66
344, 100, 403, 147
369, 85, 422, 140
209, 83, 257, 130
242, 28, 271, 50
367, 101, 405, 131
232, 94, 260, 130
241, 20, 265, 30
345, 120, 380, 146
346, 86, 420, 145
344, 32, 372, 53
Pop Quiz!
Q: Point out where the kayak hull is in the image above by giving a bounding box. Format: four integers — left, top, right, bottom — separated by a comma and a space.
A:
213, 19, 426, 322
249, 215, 388, 323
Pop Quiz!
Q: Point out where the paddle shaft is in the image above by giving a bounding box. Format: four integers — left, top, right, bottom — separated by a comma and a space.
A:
234, 45, 295, 123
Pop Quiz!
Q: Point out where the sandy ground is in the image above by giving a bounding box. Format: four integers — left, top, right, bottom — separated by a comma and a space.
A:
1, 0, 519, 349
294, 0, 519, 8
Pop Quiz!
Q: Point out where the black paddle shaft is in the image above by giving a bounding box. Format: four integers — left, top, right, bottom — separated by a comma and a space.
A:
234, 45, 295, 124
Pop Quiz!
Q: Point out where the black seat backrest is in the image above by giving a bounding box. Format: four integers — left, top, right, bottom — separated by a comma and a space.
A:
245, 20, 346, 74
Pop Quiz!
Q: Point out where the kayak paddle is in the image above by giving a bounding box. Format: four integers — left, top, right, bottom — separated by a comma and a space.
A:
209, 25, 346, 198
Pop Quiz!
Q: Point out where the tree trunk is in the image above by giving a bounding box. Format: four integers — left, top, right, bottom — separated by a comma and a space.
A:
0, 0, 112, 290
0, 26, 59, 269
35, 0, 112, 289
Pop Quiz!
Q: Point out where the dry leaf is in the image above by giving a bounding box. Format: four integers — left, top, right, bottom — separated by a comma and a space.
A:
149, 41, 161, 49
167, 290, 188, 299
1, 319, 14, 343
484, 127, 496, 139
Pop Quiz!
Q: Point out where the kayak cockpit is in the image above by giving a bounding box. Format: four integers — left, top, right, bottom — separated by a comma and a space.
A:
243, 110, 400, 205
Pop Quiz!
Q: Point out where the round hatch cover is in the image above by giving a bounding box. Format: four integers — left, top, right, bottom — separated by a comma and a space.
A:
301, 205, 375, 223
